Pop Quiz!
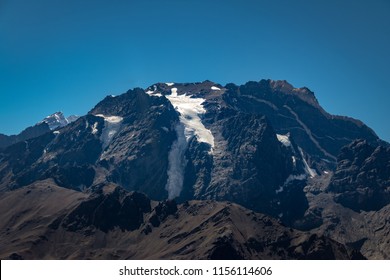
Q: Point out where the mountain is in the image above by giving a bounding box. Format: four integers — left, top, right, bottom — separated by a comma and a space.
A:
0, 122, 50, 150
0, 181, 363, 260
38, 112, 78, 130
0, 112, 78, 150
0, 79, 389, 259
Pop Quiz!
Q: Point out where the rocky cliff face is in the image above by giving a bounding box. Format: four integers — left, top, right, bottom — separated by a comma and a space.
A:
328, 139, 390, 212
0, 123, 51, 150
222, 80, 381, 167
0, 112, 78, 150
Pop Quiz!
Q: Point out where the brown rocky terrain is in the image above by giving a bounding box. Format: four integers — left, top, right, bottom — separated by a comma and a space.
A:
0, 180, 363, 260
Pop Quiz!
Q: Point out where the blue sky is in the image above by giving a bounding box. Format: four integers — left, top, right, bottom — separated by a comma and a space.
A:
0, 0, 389, 141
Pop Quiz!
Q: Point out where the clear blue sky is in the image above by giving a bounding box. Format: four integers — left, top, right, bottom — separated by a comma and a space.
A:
1, 0, 389, 142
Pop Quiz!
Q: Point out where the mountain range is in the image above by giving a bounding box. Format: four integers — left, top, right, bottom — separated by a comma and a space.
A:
0, 79, 389, 259
0, 112, 78, 149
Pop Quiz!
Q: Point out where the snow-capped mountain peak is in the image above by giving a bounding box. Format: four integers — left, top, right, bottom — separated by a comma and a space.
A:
39, 112, 78, 130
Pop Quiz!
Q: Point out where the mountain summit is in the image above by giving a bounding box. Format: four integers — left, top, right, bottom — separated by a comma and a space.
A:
39, 112, 78, 130
0, 112, 78, 149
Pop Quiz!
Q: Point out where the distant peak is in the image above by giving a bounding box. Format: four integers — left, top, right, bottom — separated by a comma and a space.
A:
39, 112, 78, 130
48, 111, 65, 118
270, 80, 294, 92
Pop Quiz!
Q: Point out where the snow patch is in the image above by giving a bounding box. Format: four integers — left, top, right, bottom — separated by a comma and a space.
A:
284, 174, 307, 185
40, 112, 78, 130
161, 126, 169, 132
96, 115, 123, 124
166, 91, 214, 148
171, 87, 178, 96
165, 123, 188, 200
276, 174, 307, 194
211, 86, 221, 91
53, 131, 60, 135
95, 114, 123, 148
298, 147, 317, 178
91, 122, 99, 135
145, 88, 162, 97
276, 134, 291, 147
165, 82, 174, 86
275, 186, 283, 194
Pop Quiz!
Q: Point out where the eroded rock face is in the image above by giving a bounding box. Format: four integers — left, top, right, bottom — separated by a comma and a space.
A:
60, 186, 151, 232
148, 200, 178, 227
222, 80, 381, 165
328, 140, 390, 212
189, 110, 304, 219
89, 88, 179, 200
0, 123, 52, 150
0, 116, 102, 191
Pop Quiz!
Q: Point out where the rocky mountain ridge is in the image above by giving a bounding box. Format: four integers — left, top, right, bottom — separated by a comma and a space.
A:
0, 112, 78, 150
0, 78, 389, 259
0, 181, 364, 260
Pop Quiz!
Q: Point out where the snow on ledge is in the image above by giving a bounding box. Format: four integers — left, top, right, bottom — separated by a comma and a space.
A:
211, 86, 221, 91
91, 122, 99, 134
145, 89, 162, 97
165, 82, 175, 86
276, 134, 291, 147
95, 114, 123, 148
95, 114, 123, 124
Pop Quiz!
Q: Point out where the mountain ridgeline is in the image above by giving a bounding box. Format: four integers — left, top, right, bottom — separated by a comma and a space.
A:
0, 79, 389, 259
0, 112, 77, 149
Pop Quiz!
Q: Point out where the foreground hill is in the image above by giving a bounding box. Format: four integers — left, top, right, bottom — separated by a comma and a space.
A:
0, 181, 362, 260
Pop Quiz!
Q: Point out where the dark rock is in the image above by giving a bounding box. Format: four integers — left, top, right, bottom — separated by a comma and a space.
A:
61, 186, 151, 232
222, 79, 381, 165
0, 123, 51, 150
149, 200, 178, 227
208, 236, 243, 260
328, 139, 390, 211
0, 112, 78, 150
8, 253, 24, 260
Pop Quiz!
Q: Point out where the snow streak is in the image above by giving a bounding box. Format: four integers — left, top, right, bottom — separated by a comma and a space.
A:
95, 114, 123, 148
